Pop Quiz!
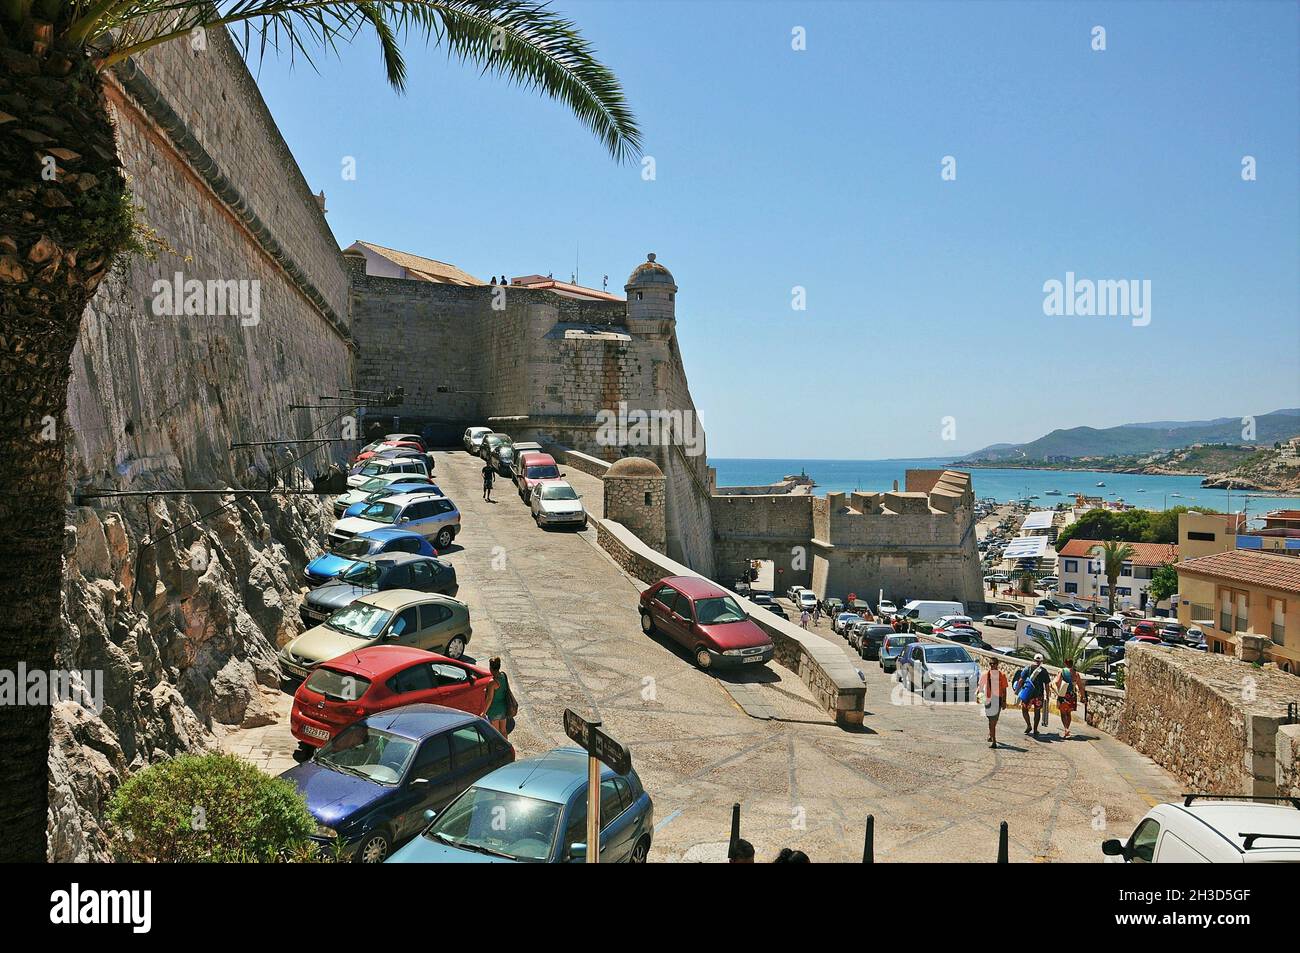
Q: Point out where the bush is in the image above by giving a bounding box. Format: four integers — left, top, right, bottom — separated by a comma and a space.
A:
107, 752, 320, 862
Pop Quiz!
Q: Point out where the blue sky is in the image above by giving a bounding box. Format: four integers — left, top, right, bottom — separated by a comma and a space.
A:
250, 0, 1300, 458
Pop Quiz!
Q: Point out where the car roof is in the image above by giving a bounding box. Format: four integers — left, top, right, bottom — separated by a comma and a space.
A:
473, 747, 625, 803
657, 575, 728, 599
519, 452, 557, 465
358, 527, 425, 542
466, 426, 491, 434
357, 589, 464, 611
361, 703, 483, 740
320, 646, 472, 679
391, 492, 448, 506
537, 480, 574, 492
1167, 800, 1300, 856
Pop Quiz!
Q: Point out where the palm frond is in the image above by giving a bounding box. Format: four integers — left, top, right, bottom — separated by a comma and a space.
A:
71, 0, 640, 163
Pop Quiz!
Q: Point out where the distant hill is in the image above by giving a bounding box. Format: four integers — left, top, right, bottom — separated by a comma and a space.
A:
960, 409, 1300, 463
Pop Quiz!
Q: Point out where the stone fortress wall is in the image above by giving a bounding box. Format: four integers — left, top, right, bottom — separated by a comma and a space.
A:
55, 31, 354, 859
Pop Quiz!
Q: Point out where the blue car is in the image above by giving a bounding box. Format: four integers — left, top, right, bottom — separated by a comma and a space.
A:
342, 481, 443, 519
279, 705, 513, 863
386, 747, 653, 864
303, 528, 436, 585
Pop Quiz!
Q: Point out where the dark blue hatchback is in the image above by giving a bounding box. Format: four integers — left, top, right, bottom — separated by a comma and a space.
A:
279, 704, 513, 863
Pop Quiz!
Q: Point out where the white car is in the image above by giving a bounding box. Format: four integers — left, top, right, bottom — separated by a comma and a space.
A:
333, 472, 435, 517
1103, 796, 1300, 863
982, 611, 1021, 629
787, 585, 806, 603
329, 492, 460, 551
462, 426, 492, 452
798, 590, 819, 612
347, 455, 430, 488
530, 480, 588, 530
877, 600, 897, 617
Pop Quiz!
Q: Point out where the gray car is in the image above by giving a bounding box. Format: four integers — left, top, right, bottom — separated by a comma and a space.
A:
299, 553, 459, 627
899, 643, 980, 701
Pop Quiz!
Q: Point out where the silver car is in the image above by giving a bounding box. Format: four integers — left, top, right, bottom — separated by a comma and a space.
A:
900, 643, 981, 701
530, 480, 588, 530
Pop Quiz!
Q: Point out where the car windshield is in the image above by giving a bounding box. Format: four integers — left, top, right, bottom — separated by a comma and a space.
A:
358, 477, 391, 493
325, 602, 392, 638
695, 596, 747, 624
305, 667, 371, 702
357, 501, 401, 524
526, 465, 561, 480
339, 562, 381, 586
315, 726, 414, 785
541, 485, 578, 501
359, 462, 386, 477
332, 538, 375, 558
425, 788, 563, 862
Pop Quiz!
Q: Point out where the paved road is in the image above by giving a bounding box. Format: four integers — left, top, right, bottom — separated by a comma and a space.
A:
224, 449, 1181, 862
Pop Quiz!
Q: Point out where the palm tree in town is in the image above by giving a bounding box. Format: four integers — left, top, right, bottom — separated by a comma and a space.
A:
1022, 623, 1108, 676
0, 0, 639, 862
1097, 541, 1136, 614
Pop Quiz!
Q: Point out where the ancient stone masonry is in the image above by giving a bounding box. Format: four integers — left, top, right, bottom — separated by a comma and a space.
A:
53, 31, 352, 859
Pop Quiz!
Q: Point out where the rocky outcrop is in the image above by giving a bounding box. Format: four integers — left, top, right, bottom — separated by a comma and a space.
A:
50, 489, 328, 860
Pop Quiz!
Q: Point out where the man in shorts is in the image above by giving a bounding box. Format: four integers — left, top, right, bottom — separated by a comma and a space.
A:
1014, 654, 1051, 738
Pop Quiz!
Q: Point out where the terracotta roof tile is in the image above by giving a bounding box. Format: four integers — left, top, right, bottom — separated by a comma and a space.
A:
1057, 539, 1179, 565
1175, 548, 1300, 595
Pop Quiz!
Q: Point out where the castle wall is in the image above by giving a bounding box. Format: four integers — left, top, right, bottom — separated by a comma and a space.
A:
710, 494, 815, 590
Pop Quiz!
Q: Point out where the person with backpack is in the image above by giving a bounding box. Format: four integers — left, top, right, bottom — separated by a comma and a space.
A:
978, 657, 1009, 748
483, 656, 515, 737
1013, 654, 1051, 738
1054, 659, 1084, 739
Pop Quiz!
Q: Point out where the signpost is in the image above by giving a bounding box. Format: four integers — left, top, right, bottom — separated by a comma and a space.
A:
563, 709, 632, 865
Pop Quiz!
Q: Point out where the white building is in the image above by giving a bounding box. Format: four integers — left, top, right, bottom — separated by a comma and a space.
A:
1056, 539, 1179, 612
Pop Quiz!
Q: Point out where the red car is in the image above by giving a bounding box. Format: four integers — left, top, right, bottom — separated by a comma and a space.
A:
638, 575, 774, 670
352, 440, 426, 465
1129, 620, 1162, 640
290, 646, 494, 749
515, 451, 565, 503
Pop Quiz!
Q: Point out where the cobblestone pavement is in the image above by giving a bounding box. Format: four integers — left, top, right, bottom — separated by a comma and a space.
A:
222, 450, 1182, 863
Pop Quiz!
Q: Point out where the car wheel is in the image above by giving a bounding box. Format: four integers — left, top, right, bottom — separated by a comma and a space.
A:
629, 835, 651, 864
355, 829, 392, 864
535, 513, 543, 528
444, 635, 466, 659
435, 528, 453, 549
640, 611, 656, 635
694, 646, 712, 670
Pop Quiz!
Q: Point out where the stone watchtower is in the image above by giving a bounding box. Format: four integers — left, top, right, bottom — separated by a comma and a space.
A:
603, 456, 667, 554
624, 252, 677, 340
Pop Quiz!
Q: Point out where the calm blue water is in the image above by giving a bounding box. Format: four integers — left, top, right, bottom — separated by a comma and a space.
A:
711, 457, 1300, 517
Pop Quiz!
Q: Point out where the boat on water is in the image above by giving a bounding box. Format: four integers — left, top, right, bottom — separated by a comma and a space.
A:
1096, 481, 1106, 487
1044, 489, 1062, 496
1170, 493, 1182, 498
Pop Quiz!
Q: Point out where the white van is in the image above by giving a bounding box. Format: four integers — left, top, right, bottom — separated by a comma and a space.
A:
898, 600, 965, 625
1011, 616, 1096, 652
1103, 796, 1300, 863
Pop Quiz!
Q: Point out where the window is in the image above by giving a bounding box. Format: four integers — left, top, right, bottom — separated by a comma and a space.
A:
653, 586, 676, 609
389, 606, 419, 637
1236, 592, 1249, 633
1064, 560, 1078, 574
1064, 583, 1078, 594
1220, 589, 1232, 632
430, 663, 469, 686
599, 777, 629, 828
1271, 597, 1286, 645
409, 561, 433, 587
1188, 531, 1216, 542
388, 663, 435, 694
412, 735, 452, 780
1117, 587, 1132, 597
1128, 819, 1160, 863
449, 725, 489, 766
1121, 562, 1133, 577
673, 592, 695, 619
405, 501, 434, 520
420, 603, 451, 629
433, 499, 456, 514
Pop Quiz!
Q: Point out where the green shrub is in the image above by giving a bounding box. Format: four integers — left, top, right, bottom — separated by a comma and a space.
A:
107, 752, 320, 862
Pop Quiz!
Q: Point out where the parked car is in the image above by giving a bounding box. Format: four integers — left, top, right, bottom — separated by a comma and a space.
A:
897, 600, 965, 626
507, 441, 543, 476
279, 590, 473, 680
1102, 795, 1300, 863
491, 443, 516, 476
1130, 620, 1162, 640
879, 633, 918, 673
384, 433, 427, 451
983, 573, 1010, 585
347, 455, 430, 488
530, 480, 588, 530
898, 642, 980, 699
340, 481, 444, 519
515, 452, 565, 503
290, 648, 493, 749
932, 615, 974, 633
304, 529, 435, 585
334, 474, 436, 517
299, 553, 459, 627
462, 427, 492, 453
938, 629, 992, 651
833, 612, 863, 635
281, 705, 512, 862
330, 493, 460, 552
982, 611, 1021, 629
823, 597, 844, 616
1055, 614, 1093, 631
763, 603, 789, 621
876, 599, 898, 618
852, 623, 894, 660
1159, 621, 1187, 644
387, 747, 653, 864
797, 590, 819, 613
639, 576, 774, 670
787, 585, 807, 603
480, 433, 512, 461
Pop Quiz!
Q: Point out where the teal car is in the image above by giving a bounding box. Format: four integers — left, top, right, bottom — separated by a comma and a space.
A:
386, 747, 653, 863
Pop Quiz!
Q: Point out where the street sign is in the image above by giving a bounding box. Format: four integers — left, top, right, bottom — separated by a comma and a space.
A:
563, 709, 632, 776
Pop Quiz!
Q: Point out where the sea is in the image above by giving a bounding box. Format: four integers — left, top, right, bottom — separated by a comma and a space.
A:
711, 457, 1300, 518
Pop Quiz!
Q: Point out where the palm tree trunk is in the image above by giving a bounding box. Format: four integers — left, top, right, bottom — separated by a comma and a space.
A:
0, 26, 131, 862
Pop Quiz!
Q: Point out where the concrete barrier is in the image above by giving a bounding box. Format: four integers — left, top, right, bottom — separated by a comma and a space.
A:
545, 445, 611, 480
596, 518, 866, 726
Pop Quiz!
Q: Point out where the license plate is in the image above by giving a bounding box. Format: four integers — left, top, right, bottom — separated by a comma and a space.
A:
743, 655, 764, 663
302, 725, 330, 741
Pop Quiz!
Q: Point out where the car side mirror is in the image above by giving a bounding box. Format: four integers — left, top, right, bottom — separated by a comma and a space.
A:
568, 842, 587, 859
423, 809, 437, 823
1101, 838, 1127, 858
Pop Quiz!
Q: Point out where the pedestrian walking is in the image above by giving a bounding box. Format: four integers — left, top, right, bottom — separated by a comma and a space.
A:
978, 657, 1008, 748
1054, 659, 1083, 738
812, 604, 822, 625
799, 608, 811, 629
1013, 654, 1051, 738
483, 656, 514, 737
481, 461, 495, 502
